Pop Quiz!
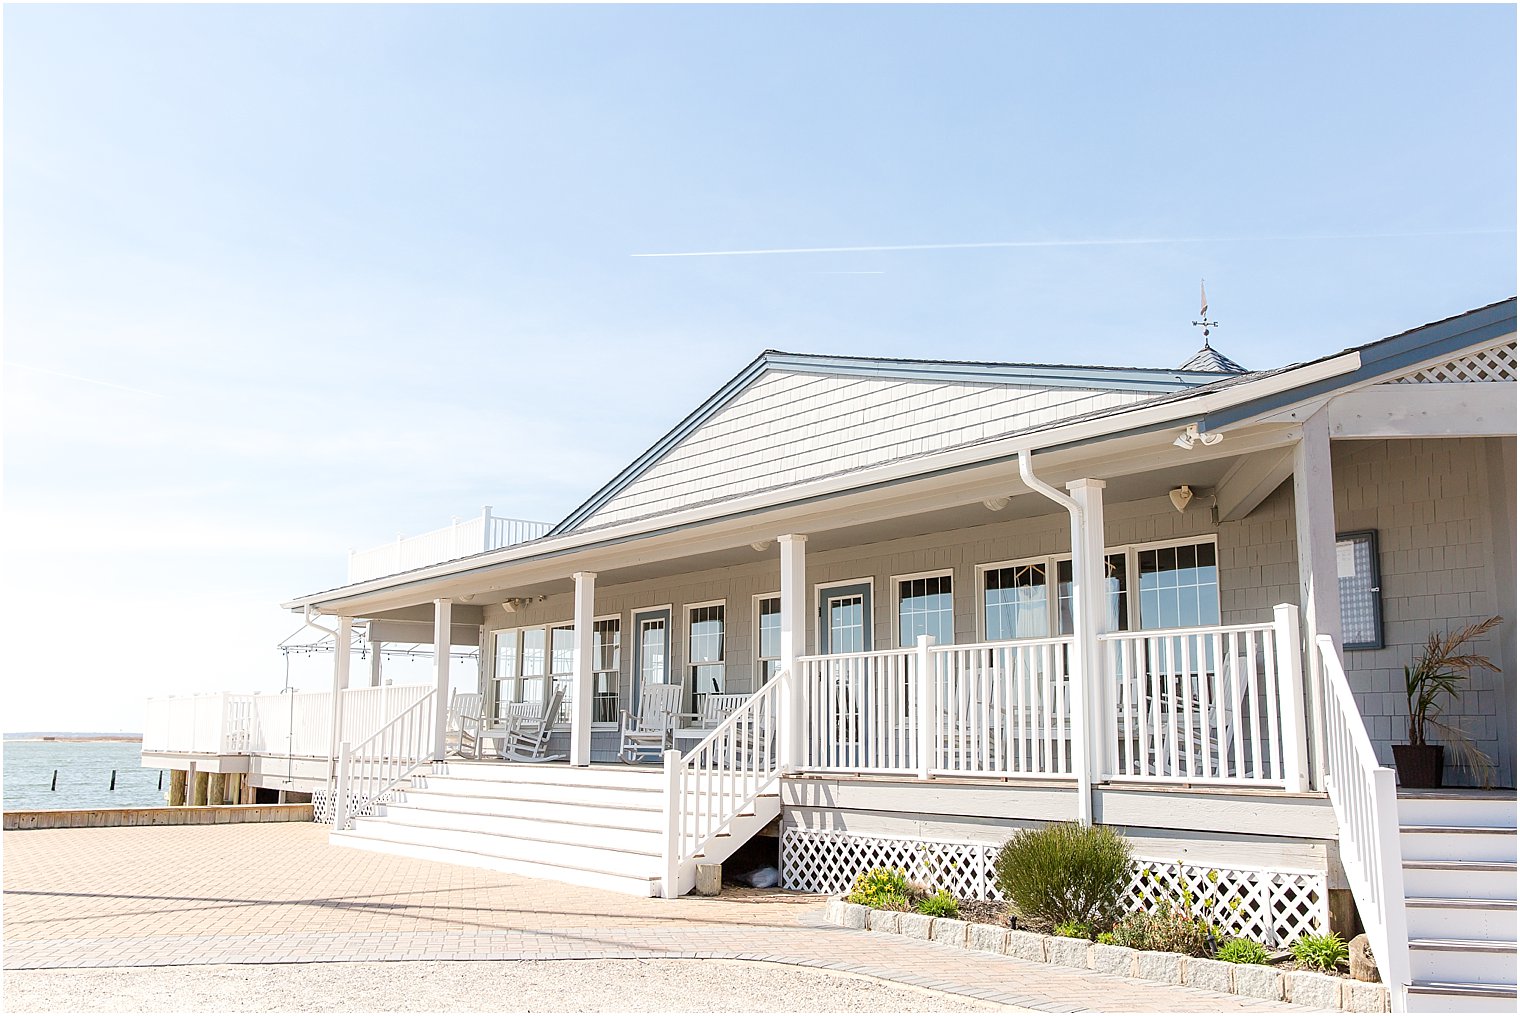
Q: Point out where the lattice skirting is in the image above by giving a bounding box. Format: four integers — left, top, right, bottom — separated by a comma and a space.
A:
1386, 340, 1517, 384
311, 786, 396, 826
779, 827, 1326, 947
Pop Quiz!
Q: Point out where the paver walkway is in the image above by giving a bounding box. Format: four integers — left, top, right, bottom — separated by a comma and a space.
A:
4, 823, 1306, 1013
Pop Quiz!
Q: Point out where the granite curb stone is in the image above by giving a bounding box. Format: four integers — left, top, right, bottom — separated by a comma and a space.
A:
1135, 949, 1184, 985
966, 924, 1010, 955
1232, 965, 1284, 1001
1045, 936, 1091, 969
931, 918, 971, 948
1283, 970, 1342, 1010
1184, 956, 1236, 995
1090, 943, 1138, 977
897, 913, 934, 940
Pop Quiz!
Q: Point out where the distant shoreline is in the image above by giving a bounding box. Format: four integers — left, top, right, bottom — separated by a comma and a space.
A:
5, 736, 143, 744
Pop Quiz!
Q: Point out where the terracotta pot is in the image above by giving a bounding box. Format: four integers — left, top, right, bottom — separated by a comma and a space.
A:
1392, 744, 1444, 788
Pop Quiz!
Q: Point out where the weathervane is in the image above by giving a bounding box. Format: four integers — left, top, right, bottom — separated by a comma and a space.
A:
1192, 280, 1219, 349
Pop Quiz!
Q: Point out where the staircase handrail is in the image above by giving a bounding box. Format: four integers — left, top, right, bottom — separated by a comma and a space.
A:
663, 670, 785, 896
1316, 635, 1410, 1010
332, 689, 438, 831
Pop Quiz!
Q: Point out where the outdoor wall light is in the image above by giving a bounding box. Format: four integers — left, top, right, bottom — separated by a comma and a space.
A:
1169, 485, 1195, 513
1172, 423, 1223, 450
982, 496, 1010, 512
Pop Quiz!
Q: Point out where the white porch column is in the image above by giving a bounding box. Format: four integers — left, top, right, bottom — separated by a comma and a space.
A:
327, 616, 353, 775
431, 598, 453, 761
1067, 479, 1109, 782
570, 571, 597, 767
1293, 408, 1340, 788
368, 638, 383, 688
778, 534, 808, 771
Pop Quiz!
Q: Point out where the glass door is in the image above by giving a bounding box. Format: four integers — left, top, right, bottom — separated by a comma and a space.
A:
818, 582, 872, 654
630, 607, 673, 706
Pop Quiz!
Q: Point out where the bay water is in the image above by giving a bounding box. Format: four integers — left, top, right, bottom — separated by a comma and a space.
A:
3, 740, 167, 812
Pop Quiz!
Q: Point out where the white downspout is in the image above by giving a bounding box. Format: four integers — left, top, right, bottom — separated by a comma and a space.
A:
1017, 450, 1095, 827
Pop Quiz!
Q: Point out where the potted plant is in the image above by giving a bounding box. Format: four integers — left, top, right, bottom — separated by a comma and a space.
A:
1394, 616, 1502, 788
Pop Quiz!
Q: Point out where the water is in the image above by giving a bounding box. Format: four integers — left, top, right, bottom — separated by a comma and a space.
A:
3, 740, 167, 812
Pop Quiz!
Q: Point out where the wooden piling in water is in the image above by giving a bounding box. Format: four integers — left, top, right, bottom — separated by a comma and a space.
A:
50, 770, 58, 792
206, 771, 225, 806
191, 770, 209, 807
168, 769, 187, 806
109, 770, 117, 791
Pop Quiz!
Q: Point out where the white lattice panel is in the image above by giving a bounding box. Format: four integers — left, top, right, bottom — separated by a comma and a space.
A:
781, 827, 1326, 946
1385, 342, 1517, 384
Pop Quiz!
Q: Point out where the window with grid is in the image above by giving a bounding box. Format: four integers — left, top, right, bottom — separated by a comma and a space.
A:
548, 624, 575, 722
593, 618, 621, 722
983, 562, 1051, 640
492, 629, 521, 720
898, 575, 953, 647
756, 596, 782, 681
519, 628, 548, 704
689, 604, 725, 697
1056, 554, 1130, 635
1136, 541, 1219, 630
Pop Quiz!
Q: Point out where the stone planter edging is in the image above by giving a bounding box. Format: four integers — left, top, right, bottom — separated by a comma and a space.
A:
822, 897, 1389, 1014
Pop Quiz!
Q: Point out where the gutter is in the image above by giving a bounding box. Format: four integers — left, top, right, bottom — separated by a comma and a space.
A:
1016, 449, 1094, 828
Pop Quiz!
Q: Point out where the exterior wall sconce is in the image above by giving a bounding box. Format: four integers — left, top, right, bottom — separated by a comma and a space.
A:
982, 496, 1010, 512
1173, 423, 1223, 450
1170, 485, 1195, 513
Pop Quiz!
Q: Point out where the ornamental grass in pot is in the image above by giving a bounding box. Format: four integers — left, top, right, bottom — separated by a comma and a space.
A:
1395, 616, 1501, 788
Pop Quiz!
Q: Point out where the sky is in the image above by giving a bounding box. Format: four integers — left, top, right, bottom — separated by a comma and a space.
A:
2, 3, 1515, 732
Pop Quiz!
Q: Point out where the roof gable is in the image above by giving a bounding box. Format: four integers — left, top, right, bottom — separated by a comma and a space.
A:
551, 352, 1231, 535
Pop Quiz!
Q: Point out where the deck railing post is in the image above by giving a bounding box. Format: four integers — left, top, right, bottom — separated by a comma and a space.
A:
916, 635, 935, 779
333, 740, 352, 830
1274, 604, 1311, 793
661, 748, 682, 898
480, 505, 494, 551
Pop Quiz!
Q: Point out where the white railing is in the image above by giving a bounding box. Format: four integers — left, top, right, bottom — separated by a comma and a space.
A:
664, 670, 784, 896
143, 693, 253, 754
798, 648, 920, 773
332, 690, 438, 830
145, 684, 435, 760
1318, 635, 1410, 1010
928, 637, 1075, 778
347, 506, 552, 583
1099, 606, 1308, 789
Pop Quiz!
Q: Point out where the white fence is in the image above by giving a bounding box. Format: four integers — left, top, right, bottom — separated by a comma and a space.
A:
793, 608, 1307, 790
1319, 635, 1410, 1008
144, 684, 434, 760
348, 507, 551, 583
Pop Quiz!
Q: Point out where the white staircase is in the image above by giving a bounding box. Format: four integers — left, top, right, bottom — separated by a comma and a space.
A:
1398, 793, 1517, 1013
330, 760, 779, 897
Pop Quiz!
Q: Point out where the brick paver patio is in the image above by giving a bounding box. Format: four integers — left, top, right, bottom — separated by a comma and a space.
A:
4, 823, 1306, 1013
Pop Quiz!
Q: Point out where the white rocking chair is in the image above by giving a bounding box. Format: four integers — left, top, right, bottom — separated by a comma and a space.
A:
446, 691, 485, 757
619, 684, 683, 764
491, 687, 568, 763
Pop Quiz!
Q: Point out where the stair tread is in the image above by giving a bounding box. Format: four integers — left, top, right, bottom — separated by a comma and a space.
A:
1408, 937, 1518, 952
1406, 897, 1517, 910
423, 777, 665, 796
1405, 860, 1517, 871
385, 803, 662, 833
1401, 824, 1517, 835
335, 831, 660, 884
1409, 981, 1518, 997
402, 789, 665, 813
367, 816, 664, 858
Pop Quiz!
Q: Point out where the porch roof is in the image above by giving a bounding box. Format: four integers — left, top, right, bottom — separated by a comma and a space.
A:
283, 297, 1515, 615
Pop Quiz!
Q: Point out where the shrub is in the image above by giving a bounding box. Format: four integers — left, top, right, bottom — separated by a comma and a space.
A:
1216, 938, 1271, 965
1096, 932, 1117, 945
915, 889, 959, 918
1290, 932, 1348, 972
993, 823, 1132, 930
1053, 919, 1092, 940
847, 867, 910, 910
1110, 909, 1213, 956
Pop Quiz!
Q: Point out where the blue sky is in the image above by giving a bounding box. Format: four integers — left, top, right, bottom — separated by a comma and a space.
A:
3, 3, 1514, 730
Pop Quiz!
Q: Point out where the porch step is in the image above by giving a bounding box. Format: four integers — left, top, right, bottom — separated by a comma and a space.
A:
395, 787, 665, 830
1404, 898, 1517, 943
331, 828, 661, 897
1407, 939, 1517, 986
343, 815, 661, 879
1400, 860, 1518, 901
1399, 825, 1516, 863
377, 801, 665, 855
437, 761, 664, 790
1406, 980, 1518, 1014
1397, 794, 1518, 830
410, 773, 665, 810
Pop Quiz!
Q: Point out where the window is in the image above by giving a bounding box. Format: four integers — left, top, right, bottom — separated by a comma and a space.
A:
979, 538, 1214, 639
1056, 554, 1130, 635
1336, 530, 1384, 650
592, 617, 621, 722
1136, 541, 1219, 630
898, 573, 954, 647
491, 629, 521, 721
756, 596, 782, 681
549, 624, 575, 722
688, 603, 725, 698
983, 562, 1051, 640
519, 628, 548, 704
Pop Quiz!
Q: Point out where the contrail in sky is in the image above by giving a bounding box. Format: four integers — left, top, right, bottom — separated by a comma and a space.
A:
5, 361, 165, 398
632, 227, 1513, 258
